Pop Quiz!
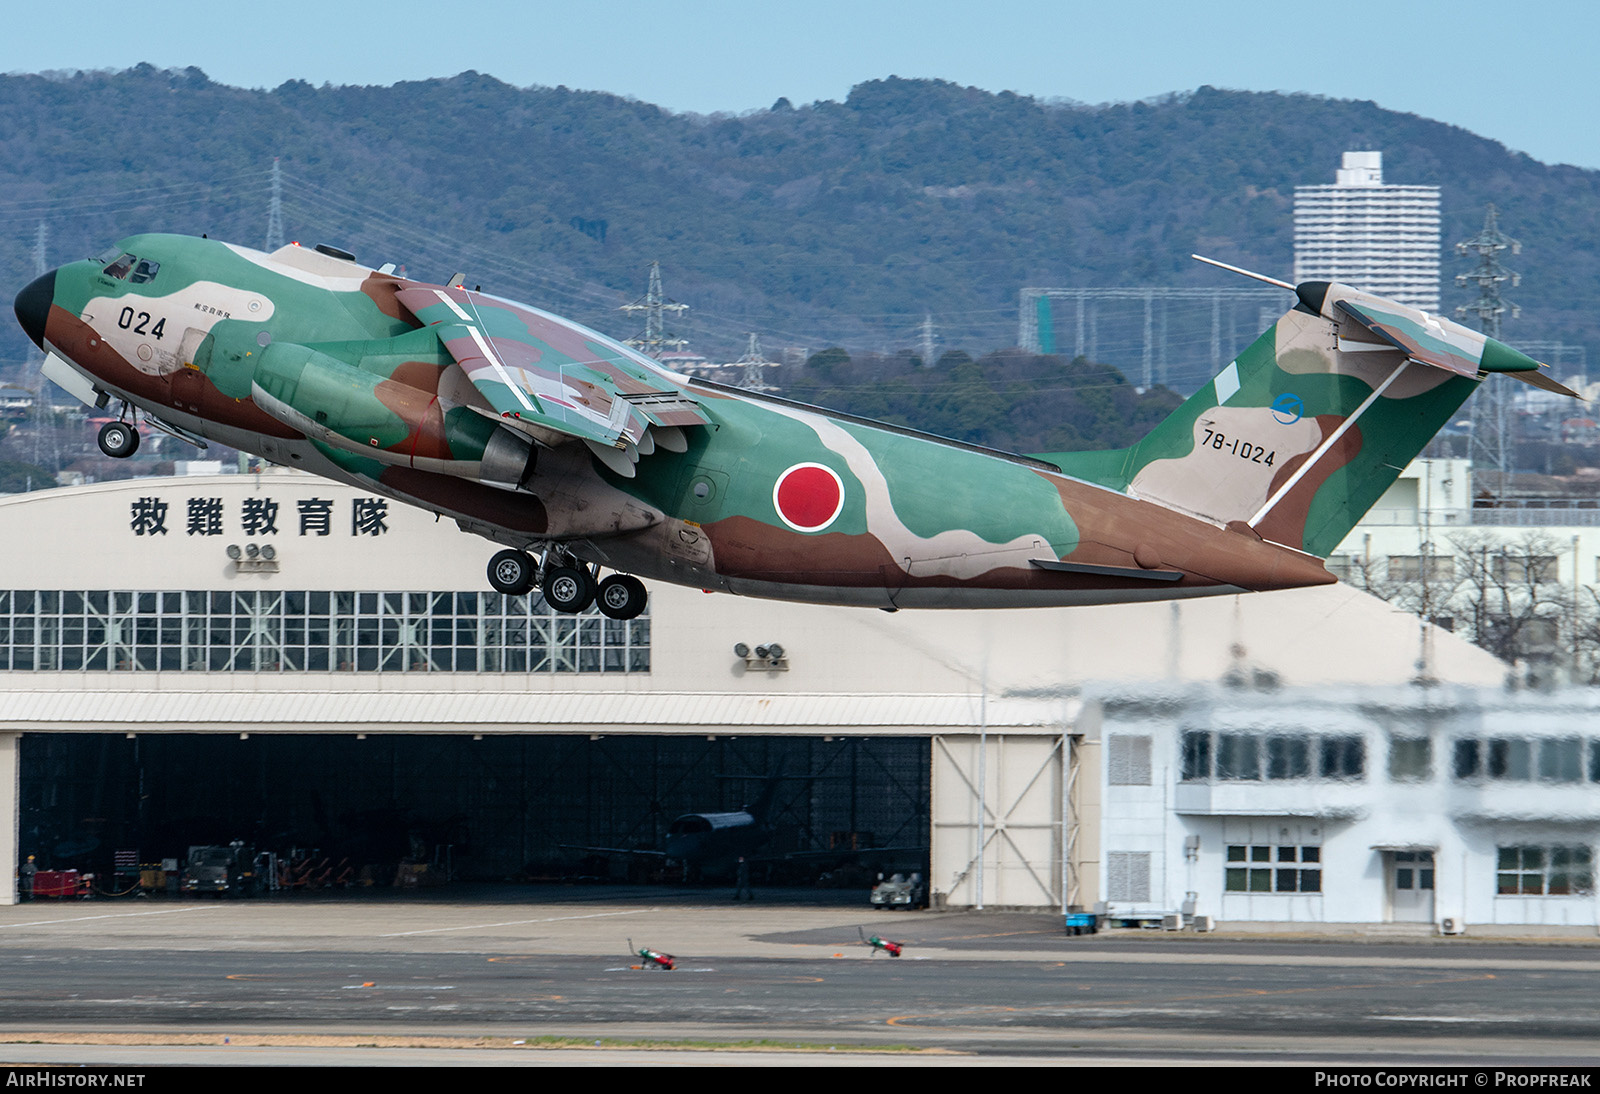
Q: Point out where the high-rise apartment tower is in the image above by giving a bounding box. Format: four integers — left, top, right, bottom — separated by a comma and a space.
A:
1293, 151, 1440, 311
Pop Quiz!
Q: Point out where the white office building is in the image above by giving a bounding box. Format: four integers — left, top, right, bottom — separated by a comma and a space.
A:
1095, 683, 1600, 930
1294, 151, 1441, 311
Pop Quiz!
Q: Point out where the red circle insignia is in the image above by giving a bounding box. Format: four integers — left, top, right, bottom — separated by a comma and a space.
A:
773, 463, 844, 532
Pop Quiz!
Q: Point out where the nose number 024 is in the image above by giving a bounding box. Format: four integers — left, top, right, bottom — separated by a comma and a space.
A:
117, 306, 166, 340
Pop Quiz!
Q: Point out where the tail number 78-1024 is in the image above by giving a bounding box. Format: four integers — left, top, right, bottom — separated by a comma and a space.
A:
1202, 427, 1274, 467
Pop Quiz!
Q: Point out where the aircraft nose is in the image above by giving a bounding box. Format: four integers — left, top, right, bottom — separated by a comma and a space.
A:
13, 269, 56, 350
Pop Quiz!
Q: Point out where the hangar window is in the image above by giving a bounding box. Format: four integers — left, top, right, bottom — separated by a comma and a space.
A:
0, 589, 648, 674
1496, 845, 1594, 896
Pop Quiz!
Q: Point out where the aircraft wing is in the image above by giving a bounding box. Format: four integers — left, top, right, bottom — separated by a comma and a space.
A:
395, 285, 709, 475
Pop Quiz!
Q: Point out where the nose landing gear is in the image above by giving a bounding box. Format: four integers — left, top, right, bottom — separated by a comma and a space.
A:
97, 418, 139, 459
484, 549, 649, 620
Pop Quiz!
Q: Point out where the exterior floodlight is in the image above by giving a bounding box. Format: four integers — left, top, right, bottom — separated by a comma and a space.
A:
754, 645, 770, 660
733, 643, 750, 658
766, 643, 784, 660
245, 543, 260, 560
226, 544, 242, 560
260, 545, 277, 561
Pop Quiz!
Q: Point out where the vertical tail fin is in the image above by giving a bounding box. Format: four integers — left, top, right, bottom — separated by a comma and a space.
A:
1052, 281, 1560, 559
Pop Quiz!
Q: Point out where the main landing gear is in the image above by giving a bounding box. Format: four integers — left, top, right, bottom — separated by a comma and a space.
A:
485, 549, 648, 620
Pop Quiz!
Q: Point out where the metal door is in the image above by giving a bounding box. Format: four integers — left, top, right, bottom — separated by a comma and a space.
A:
1387, 850, 1435, 922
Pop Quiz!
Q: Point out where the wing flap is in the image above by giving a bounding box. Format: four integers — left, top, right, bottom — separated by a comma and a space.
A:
395, 285, 710, 453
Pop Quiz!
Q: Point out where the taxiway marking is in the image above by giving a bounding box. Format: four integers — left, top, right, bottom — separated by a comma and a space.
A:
0, 907, 218, 929
379, 908, 654, 937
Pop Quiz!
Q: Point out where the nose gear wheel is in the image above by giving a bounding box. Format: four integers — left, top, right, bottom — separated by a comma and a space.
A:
97, 420, 139, 458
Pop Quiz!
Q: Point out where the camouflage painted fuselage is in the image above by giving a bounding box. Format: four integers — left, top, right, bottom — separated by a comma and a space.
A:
19, 234, 1536, 609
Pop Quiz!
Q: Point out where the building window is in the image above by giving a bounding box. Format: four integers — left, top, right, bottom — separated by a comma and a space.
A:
1451, 737, 1561, 782
1266, 736, 1311, 780
1226, 844, 1321, 893
0, 589, 650, 674
1386, 556, 1455, 582
1538, 738, 1582, 783
1107, 851, 1151, 902
1181, 731, 1211, 781
1107, 735, 1152, 786
1216, 734, 1260, 780
1493, 556, 1558, 584
1389, 738, 1432, 781
1180, 731, 1365, 783
1496, 845, 1594, 896
1318, 736, 1365, 779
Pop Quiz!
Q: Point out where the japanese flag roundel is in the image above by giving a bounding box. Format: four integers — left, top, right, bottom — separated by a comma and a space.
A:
773, 462, 845, 533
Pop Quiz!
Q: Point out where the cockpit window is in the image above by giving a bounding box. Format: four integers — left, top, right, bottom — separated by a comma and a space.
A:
102, 253, 136, 280
100, 253, 160, 284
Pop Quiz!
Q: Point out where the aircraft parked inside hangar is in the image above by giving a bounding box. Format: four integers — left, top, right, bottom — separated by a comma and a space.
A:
13, 236, 1576, 619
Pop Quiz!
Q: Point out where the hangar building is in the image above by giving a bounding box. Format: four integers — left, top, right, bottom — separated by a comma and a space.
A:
2, 471, 1574, 929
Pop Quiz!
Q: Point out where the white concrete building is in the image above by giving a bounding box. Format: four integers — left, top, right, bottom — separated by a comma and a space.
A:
1295, 151, 1441, 311
1328, 457, 1600, 680
1094, 684, 1600, 929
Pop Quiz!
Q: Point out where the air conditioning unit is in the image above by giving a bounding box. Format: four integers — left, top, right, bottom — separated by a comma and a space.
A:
1161, 913, 1185, 931
1192, 914, 1214, 933
1440, 917, 1465, 936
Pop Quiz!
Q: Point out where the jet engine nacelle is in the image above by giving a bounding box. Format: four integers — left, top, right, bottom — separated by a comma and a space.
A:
250, 342, 537, 488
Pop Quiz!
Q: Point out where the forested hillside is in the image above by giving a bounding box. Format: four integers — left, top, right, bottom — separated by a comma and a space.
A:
0, 66, 1594, 447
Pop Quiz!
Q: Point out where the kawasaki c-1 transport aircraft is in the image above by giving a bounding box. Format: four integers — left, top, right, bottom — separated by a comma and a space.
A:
11, 236, 1576, 620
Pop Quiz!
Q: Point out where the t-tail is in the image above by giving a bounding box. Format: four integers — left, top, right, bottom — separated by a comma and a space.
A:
1053, 269, 1578, 560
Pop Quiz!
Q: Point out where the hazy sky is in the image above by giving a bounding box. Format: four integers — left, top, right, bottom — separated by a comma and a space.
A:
4, 1, 1598, 168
